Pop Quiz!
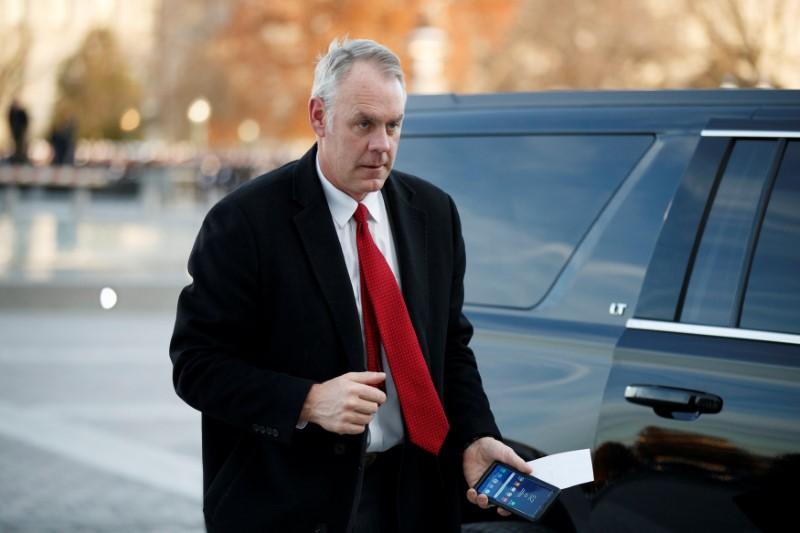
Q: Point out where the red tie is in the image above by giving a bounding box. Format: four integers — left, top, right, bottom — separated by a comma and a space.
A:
354, 203, 450, 455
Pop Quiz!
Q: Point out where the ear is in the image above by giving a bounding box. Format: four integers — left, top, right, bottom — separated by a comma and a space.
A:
309, 97, 327, 137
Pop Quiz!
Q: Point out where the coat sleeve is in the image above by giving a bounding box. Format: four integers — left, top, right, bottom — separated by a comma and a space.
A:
442, 196, 502, 448
169, 197, 314, 445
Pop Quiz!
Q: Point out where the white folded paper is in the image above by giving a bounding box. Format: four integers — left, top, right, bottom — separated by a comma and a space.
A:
526, 448, 594, 489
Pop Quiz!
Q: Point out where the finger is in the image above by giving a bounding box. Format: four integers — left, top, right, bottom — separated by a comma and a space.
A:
352, 402, 379, 417
347, 371, 386, 386
466, 489, 494, 510
496, 442, 533, 474
348, 396, 381, 414
338, 422, 368, 435
500, 446, 532, 474
497, 508, 512, 517
476, 493, 491, 509
356, 384, 387, 404
345, 412, 374, 426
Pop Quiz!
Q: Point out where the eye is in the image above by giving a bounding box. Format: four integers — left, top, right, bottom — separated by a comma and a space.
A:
387, 122, 400, 133
357, 120, 370, 130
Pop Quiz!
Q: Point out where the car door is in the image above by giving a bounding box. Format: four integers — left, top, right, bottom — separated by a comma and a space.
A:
591, 120, 800, 532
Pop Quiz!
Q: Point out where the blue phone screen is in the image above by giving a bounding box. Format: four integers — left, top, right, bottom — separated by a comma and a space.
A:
475, 464, 557, 520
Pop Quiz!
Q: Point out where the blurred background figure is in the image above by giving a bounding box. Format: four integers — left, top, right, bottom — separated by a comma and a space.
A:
7, 98, 29, 163
48, 114, 77, 165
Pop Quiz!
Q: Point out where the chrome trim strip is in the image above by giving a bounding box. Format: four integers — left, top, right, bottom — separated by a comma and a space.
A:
701, 129, 800, 138
626, 318, 800, 345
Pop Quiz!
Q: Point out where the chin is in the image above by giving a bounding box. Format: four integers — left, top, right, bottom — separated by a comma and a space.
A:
367, 178, 386, 192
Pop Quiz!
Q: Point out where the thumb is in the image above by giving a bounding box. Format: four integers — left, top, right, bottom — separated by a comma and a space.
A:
348, 371, 386, 385
505, 449, 532, 474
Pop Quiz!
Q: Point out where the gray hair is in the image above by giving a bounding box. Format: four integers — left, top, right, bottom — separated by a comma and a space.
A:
311, 38, 405, 129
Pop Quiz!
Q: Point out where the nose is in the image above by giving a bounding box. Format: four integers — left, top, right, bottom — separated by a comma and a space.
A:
368, 128, 391, 154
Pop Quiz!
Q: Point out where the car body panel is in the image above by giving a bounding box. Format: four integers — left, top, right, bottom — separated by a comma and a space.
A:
593, 119, 800, 532
397, 93, 800, 531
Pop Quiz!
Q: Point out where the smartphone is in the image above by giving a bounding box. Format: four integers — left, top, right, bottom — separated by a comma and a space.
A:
473, 461, 560, 522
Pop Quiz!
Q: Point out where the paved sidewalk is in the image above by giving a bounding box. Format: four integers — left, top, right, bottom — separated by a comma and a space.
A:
0, 310, 205, 532
0, 435, 203, 533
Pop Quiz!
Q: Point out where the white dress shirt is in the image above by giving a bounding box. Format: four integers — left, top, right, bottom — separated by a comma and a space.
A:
316, 155, 405, 452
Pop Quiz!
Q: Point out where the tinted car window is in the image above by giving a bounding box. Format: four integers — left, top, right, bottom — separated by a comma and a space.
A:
680, 140, 779, 326
741, 141, 800, 334
396, 135, 652, 307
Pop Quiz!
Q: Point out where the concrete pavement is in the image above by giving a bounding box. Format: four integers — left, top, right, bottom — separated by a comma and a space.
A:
0, 190, 209, 532
0, 310, 205, 532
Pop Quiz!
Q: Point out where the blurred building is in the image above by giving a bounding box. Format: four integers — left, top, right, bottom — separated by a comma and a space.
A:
0, 0, 158, 147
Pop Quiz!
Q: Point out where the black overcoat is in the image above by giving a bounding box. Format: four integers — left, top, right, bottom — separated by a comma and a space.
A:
170, 145, 500, 532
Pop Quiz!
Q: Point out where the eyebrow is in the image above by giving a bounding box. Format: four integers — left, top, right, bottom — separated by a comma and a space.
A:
353, 112, 404, 124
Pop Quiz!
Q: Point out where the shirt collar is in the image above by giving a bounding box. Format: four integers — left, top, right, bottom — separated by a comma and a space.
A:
316, 153, 383, 228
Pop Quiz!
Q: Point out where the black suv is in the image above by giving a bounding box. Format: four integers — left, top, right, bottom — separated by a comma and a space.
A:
396, 90, 800, 532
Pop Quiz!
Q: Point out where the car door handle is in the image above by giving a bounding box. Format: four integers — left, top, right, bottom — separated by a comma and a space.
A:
624, 384, 723, 420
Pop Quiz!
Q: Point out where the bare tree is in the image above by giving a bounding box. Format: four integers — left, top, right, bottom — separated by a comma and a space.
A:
471, 0, 799, 90
687, 0, 800, 87
475, 0, 686, 91
0, 23, 31, 122
51, 29, 142, 140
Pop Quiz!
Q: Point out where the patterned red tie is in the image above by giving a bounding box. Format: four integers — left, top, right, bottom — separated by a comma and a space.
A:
354, 203, 449, 455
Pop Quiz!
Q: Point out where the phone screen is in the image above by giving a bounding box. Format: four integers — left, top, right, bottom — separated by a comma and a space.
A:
474, 462, 559, 521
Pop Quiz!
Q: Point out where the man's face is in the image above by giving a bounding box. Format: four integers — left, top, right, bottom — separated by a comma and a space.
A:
312, 61, 405, 201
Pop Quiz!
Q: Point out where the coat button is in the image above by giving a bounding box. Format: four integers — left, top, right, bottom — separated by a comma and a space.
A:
333, 442, 346, 455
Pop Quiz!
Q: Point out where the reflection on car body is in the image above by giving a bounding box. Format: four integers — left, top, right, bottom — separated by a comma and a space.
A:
398, 91, 800, 532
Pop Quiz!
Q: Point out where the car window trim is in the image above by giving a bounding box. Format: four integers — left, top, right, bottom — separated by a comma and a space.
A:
626, 318, 800, 345
702, 129, 800, 138
734, 139, 788, 326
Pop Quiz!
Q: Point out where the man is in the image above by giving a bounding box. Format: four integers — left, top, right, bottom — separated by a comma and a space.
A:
170, 38, 530, 533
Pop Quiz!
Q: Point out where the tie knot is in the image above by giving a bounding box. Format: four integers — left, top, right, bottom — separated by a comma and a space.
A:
354, 203, 369, 226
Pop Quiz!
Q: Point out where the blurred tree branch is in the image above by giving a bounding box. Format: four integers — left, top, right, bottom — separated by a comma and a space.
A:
0, 23, 31, 110
479, 0, 685, 91
687, 0, 798, 87
51, 28, 142, 140
475, 0, 799, 91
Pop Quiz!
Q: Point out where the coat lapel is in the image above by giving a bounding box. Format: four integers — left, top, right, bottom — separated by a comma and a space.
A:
292, 147, 365, 372
383, 174, 431, 364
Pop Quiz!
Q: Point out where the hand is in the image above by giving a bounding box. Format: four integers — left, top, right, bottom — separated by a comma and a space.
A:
299, 372, 386, 434
464, 437, 532, 517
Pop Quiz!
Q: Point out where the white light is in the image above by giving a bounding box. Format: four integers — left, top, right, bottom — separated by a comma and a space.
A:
187, 98, 211, 124
120, 108, 141, 132
237, 119, 260, 143
100, 287, 118, 310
